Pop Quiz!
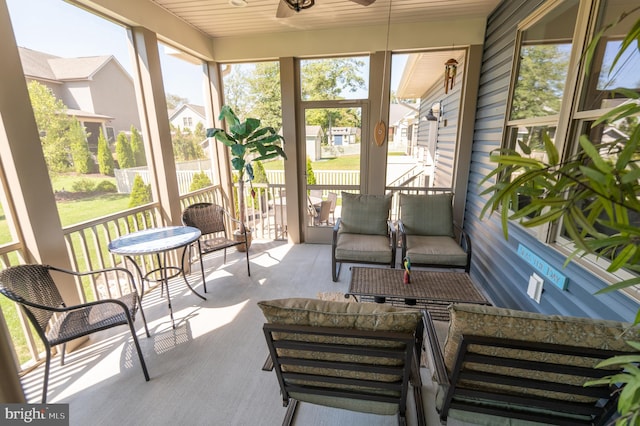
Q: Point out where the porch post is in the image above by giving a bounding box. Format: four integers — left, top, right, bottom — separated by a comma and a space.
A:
128, 27, 182, 226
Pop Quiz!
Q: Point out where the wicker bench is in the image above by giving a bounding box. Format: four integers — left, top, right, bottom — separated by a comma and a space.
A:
259, 298, 426, 426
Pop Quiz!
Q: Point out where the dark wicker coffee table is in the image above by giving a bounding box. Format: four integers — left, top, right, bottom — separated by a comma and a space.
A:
347, 267, 490, 320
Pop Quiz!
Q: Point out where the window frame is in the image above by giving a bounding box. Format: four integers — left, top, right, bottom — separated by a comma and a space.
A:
500, 0, 640, 289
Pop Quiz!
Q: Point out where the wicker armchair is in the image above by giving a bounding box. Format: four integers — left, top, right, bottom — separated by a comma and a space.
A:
181, 203, 251, 293
0, 264, 150, 403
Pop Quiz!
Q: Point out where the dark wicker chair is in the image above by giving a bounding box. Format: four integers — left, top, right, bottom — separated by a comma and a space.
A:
181, 203, 250, 292
0, 264, 150, 403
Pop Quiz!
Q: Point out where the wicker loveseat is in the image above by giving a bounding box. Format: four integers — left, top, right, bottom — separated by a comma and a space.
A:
259, 298, 426, 425
425, 303, 635, 425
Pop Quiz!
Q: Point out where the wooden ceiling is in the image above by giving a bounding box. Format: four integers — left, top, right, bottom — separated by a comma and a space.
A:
149, 0, 501, 39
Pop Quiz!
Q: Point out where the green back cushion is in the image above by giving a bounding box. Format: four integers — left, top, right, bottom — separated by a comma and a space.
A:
400, 193, 453, 237
340, 192, 392, 235
443, 303, 634, 402
258, 297, 420, 332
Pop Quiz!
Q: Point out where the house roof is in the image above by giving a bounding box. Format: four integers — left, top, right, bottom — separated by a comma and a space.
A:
388, 103, 417, 126
19, 47, 113, 81
168, 103, 207, 121
305, 125, 324, 136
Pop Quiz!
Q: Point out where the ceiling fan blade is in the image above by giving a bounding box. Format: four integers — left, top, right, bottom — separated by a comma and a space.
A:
276, 0, 296, 18
349, 0, 376, 5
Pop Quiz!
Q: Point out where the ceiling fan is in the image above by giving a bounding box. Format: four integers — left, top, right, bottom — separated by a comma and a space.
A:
276, 0, 376, 18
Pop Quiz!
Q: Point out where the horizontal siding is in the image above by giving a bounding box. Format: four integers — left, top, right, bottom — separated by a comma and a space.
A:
464, 0, 639, 321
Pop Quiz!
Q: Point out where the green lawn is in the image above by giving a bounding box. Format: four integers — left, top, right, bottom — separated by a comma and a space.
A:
263, 155, 361, 170
56, 194, 130, 226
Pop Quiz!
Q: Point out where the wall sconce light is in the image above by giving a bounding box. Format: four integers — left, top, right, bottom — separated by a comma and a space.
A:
229, 0, 248, 6
444, 58, 458, 94
425, 109, 438, 121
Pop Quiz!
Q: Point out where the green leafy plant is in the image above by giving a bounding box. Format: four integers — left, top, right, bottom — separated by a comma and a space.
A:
189, 171, 213, 192
206, 106, 286, 230
481, 10, 640, 423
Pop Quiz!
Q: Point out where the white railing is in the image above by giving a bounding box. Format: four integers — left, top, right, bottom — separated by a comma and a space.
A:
1, 186, 222, 373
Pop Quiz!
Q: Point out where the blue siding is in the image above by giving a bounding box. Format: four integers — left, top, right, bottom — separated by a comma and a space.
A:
465, 0, 640, 321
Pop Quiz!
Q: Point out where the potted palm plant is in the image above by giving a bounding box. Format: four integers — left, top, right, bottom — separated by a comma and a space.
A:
206, 105, 286, 250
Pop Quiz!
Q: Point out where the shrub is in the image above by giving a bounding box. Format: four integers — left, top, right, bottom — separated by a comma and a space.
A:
128, 175, 152, 208
189, 171, 213, 192
97, 129, 115, 176
306, 157, 316, 185
115, 132, 135, 169
71, 179, 95, 193
95, 180, 117, 193
130, 126, 146, 166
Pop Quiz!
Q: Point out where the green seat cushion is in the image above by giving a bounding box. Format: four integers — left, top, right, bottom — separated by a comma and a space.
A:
406, 235, 467, 266
335, 233, 393, 264
340, 192, 392, 235
400, 193, 454, 237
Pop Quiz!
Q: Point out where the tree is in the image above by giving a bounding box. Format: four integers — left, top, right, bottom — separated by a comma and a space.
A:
245, 62, 283, 130
68, 120, 93, 174
189, 171, 213, 192
252, 160, 269, 184
97, 128, 115, 176
300, 58, 366, 101
306, 157, 316, 185
130, 126, 146, 166
115, 132, 135, 169
28, 80, 87, 172
171, 125, 205, 161
193, 122, 206, 142
128, 174, 152, 207
222, 65, 252, 120
510, 45, 569, 120
166, 93, 188, 110
223, 58, 366, 134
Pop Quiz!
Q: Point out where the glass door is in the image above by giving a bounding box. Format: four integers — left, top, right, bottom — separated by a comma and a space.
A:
302, 101, 367, 243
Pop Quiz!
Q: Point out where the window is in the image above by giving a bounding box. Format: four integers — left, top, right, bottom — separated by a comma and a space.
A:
579, 0, 640, 111
157, 42, 208, 190
300, 56, 369, 101
502, 0, 640, 281
7, 0, 143, 225
502, 0, 579, 219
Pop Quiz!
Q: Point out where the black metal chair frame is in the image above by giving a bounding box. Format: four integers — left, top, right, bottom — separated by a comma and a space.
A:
263, 317, 426, 426
0, 264, 150, 403
397, 222, 471, 273
331, 218, 397, 282
424, 310, 623, 425
181, 202, 251, 293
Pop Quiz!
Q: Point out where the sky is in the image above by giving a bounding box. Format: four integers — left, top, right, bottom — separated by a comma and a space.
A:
6, 0, 409, 107
7, 0, 205, 105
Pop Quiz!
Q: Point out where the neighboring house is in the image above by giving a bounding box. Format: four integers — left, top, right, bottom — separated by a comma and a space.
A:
388, 103, 418, 147
305, 125, 324, 161
18, 46, 140, 151
168, 103, 206, 133
329, 127, 358, 146
389, 103, 419, 155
